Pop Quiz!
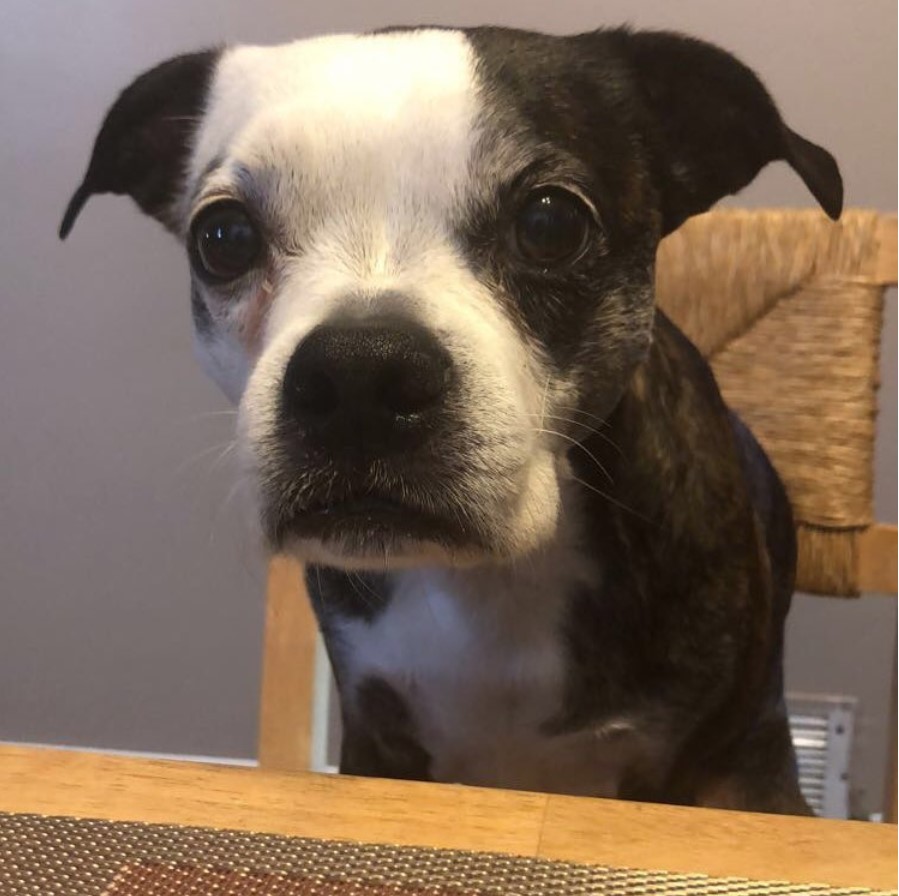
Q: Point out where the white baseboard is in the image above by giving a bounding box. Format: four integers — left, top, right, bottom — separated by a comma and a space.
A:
1, 739, 258, 767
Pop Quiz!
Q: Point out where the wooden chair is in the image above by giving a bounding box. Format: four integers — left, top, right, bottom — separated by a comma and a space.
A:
256, 209, 898, 815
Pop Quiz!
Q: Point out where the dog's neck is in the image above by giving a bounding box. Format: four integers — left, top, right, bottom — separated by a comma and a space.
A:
394, 477, 599, 604
307, 470, 598, 631
320, 481, 617, 794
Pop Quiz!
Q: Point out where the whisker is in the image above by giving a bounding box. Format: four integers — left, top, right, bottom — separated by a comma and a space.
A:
208, 477, 247, 546
539, 375, 551, 429
175, 409, 239, 425
423, 586, 447, 637
527, 412, 617, 447
162, 114, 204, 124
567, 473, 655, 526
553, 404, 611, 427
172, 438, 237, 479
533, 427, 614, 485
353, 573, 382, 604
348, 574, 376, 612
208, 441, 237, 474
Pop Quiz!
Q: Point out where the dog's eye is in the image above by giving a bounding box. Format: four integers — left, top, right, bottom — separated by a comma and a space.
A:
513, 188, 592, 266
191, 202, 261, 281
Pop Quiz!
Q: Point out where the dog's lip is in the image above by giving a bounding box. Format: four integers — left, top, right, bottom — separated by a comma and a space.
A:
273, 492, 475, 547
301, 494, 420, 518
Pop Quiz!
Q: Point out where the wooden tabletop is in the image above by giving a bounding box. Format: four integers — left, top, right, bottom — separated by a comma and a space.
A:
0, 745, 895, 890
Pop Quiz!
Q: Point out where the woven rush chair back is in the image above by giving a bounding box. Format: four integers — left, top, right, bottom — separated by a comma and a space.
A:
656, 209, 897, 597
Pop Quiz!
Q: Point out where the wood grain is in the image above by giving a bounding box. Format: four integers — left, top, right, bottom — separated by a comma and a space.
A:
0, 746, 895, 889
538, 793, 897, 890
872, 213, 898, 286
257, 555, 316, 772
0, 746, 545, 857
858, 523, 898, 595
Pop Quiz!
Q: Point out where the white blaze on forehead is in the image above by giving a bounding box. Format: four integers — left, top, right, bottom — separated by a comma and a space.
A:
188, 29, 487, 347
189, 30, 479, 204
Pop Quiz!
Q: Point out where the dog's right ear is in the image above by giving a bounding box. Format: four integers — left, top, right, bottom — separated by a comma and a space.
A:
59, 49, 220, 239
610, 30, 843, 235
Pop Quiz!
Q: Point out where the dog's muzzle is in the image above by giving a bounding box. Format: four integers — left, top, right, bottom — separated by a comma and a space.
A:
267, 314, 476, 552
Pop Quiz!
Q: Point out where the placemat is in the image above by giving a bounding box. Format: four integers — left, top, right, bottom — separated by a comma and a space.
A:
0, 811, 893, 895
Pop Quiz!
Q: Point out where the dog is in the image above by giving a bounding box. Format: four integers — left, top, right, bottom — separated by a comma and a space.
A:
61, 26, 842, 814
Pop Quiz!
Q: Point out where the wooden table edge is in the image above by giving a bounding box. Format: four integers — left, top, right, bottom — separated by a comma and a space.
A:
0, 745, 895, 890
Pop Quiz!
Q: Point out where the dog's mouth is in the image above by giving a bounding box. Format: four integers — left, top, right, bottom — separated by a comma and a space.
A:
269, 489, 483, 555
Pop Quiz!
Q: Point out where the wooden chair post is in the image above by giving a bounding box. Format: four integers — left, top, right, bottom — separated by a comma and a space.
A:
257, 556, 317, 772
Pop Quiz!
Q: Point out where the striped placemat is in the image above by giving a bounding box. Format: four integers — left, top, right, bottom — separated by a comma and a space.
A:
0, 811, 893, 895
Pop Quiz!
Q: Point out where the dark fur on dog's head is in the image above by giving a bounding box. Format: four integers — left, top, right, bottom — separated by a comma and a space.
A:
61, 27, 842, 569
60, 29, 842, 238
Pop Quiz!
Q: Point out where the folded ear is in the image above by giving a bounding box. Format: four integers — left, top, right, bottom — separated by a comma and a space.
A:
59, 49, 220, 239
616, 31, 843, 234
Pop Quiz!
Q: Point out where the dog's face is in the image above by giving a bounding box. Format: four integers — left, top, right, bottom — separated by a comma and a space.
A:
61, 27, 841, 570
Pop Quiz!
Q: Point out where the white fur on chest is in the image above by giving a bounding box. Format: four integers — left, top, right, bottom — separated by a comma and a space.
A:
336, 551, 646, 796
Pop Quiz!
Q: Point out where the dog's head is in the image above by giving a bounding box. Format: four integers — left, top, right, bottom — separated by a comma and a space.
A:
61, 27, 841, 569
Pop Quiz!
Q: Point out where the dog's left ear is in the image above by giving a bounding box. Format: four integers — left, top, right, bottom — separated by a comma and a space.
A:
612, 30, 843, 234
59, 49, 220, 239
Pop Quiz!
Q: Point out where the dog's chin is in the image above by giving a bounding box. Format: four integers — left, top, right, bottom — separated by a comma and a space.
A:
267, 498, 493, 571
283, 535, 491, 572
262, 448, 565, 572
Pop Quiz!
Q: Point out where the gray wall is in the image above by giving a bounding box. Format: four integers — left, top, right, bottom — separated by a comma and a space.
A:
2, 0, 895, 812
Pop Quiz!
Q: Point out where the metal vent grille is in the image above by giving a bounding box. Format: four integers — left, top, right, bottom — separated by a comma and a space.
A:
787, 693, 856, 819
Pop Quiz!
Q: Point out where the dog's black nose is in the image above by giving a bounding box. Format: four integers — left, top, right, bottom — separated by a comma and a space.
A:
282, 317, 453, 453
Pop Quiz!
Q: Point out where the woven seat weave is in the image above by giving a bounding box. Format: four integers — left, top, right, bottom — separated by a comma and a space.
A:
656, 210, 891, 595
